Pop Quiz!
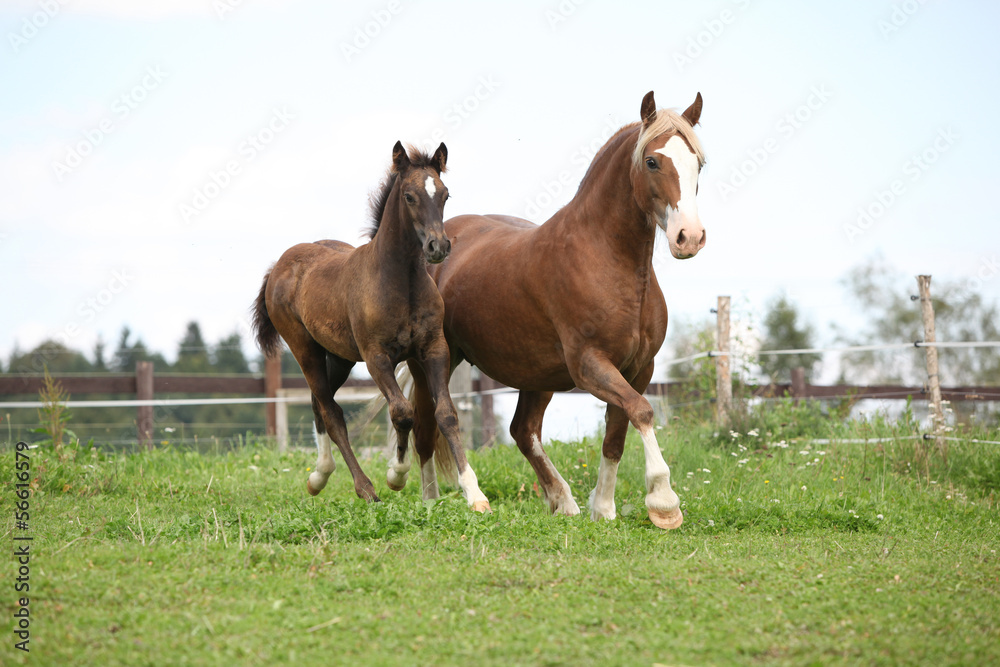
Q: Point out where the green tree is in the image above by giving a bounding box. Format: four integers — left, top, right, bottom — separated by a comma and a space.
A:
112, 327, 169, 372
9, 340, 93, 374
175, 322, 211, 373
836, 260, 1000, 385
213, 332, 250, 373
759, 295, 822, 383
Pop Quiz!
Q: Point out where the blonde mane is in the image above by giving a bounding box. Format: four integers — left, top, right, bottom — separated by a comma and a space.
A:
632, 108, 706, 168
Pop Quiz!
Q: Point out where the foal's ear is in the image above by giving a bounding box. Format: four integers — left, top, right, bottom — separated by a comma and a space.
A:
432, 142, 448, 173
682, 92, 703, 127
640, 91, 657, 129
392, 140, 410, 172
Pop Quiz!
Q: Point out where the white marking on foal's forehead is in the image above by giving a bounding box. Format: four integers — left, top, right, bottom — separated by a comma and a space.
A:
424, 176, 436, 198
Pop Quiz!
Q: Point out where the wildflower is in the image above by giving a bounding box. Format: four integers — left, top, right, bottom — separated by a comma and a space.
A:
877, 514, 884, 520
703, 480, 711, 485
686, 471, 694, 478
770, 498, 780, 503
703, 468, 711, 474
748, 429, 759, 437
774, 440, 789, 449
800, 485, 807, 491
736, 497, 743, 503
730, 430, 740, 439
799, 450, 811, 456
707, 519, 715, 527
764, 480, 770, 484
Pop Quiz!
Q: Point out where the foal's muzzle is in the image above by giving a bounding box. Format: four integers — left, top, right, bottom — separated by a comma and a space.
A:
424, 236, 451, 264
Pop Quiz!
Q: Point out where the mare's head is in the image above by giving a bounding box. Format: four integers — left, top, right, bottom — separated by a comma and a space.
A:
390, 140, 450, 263
631, 91, 707, 259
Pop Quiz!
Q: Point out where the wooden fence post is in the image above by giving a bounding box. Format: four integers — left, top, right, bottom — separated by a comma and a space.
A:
136, 361, 153, 449
790, 366, 806, 403
716, 296, 732, 426
264, 355, 282, 438
917, 275, 946, 460
479, 375, 496, 447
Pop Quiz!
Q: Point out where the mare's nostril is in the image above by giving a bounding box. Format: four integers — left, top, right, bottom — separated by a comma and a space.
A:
676, 229, 687, 246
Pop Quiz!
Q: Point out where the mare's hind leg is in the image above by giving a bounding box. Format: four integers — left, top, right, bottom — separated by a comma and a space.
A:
409, 361, 441, 501
290, 340, 378, 501
419, 353, 490, 512
588, 362, 655, 522
306, 354, 355, 495
510, 391, 580, 516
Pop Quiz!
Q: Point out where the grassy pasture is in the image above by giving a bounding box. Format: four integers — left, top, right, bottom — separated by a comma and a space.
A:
2, 410, 999, 666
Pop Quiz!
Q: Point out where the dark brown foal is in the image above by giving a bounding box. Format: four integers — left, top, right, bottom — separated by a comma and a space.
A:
252, 142, 489, 511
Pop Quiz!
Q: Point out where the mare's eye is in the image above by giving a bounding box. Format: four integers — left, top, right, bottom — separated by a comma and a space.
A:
645, 157, 658, 170
404, 193, 416, 204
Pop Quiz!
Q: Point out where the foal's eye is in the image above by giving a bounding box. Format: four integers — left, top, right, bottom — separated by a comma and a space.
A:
645, 157, 658, 170
404, 193, 416, 204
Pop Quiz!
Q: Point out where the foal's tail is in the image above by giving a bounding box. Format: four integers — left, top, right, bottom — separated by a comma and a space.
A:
251, 271, 282, 358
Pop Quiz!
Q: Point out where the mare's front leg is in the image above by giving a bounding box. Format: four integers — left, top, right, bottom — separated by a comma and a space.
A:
588, 362, 655, 522
420, 350, 491, 512
571, 351, 681, 530
366, 351, 416, 492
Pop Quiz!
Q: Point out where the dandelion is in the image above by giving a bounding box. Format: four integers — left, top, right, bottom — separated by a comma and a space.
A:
764, 480, 770, 484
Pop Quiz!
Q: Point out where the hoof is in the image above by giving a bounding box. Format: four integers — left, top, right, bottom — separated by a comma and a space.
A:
648, 506, 683, 530
386, 470, 408, 492
306, 479, 321, 496
472, 500, 492, 514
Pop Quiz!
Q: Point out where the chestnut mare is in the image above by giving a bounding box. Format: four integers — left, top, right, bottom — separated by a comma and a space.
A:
252, 142, 489, 511
408, 92, 706, 529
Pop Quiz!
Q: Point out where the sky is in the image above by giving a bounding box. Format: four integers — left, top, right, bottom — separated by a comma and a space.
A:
2, 0, 999, 432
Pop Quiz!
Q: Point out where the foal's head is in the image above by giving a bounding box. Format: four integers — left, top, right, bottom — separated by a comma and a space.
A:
390, 141, 451, 263
631, 91, 707, 259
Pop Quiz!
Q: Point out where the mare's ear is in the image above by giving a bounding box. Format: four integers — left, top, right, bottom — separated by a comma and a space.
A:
682, 92, 703, 127
392, 140, 410, 172
432, 142, 448, 173
640, 91, 657, 129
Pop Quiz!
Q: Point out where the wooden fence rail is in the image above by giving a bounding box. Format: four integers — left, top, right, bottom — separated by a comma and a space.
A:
2, 364, 997, 448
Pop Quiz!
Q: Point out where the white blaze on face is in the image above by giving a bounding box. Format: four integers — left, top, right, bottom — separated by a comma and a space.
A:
654, 135, 700, 238
424, 176, 436, 199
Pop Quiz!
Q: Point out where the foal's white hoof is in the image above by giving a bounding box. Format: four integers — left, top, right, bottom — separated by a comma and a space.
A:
307, 471, 329, 496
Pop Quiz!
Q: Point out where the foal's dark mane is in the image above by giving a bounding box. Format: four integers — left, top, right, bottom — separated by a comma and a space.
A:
365, 147, 444, 239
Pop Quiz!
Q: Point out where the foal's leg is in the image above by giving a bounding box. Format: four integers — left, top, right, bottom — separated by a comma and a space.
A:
365, 351, 417, 490
408, 360, 441, 500
571, 352, 681, 530
588, 362, 655, 522
420, 352, 490, 512
291, 341, 377, 501
510, 390, 580, 516
306, 354, 356, 495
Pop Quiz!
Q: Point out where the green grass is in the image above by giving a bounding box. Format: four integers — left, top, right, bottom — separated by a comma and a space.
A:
2, 415, 999, 666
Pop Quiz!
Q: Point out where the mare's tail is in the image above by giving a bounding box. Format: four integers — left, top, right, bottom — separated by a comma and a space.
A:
251, 271, 282, 358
